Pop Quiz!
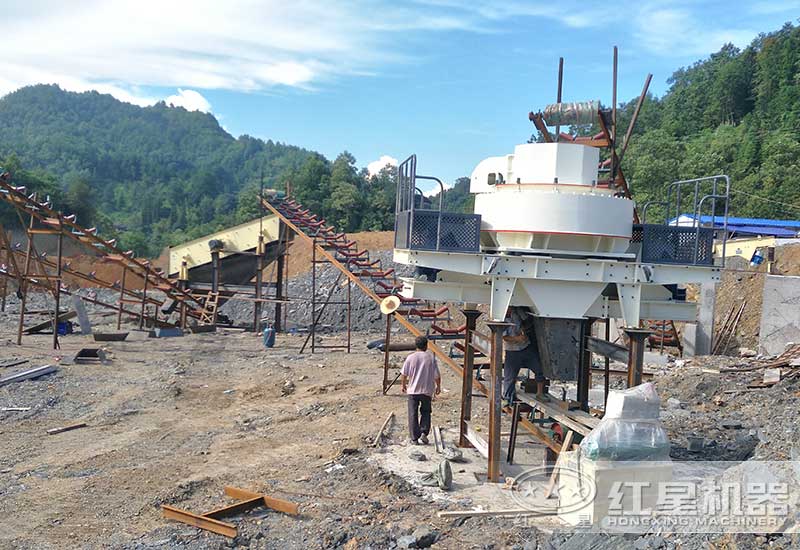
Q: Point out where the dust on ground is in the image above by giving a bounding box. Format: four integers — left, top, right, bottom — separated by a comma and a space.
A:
282, 231, 395, 278
0, 313, 553, 550
3, 306, 800, 549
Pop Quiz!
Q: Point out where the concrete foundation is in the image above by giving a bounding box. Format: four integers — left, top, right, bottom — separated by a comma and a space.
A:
684, 283, 715, 356
558, 451, 672, 528
759, 275, 800, 356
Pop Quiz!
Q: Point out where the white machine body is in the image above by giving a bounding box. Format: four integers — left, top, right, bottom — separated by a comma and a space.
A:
394, 142, 721, 324
471, 143, 632, 253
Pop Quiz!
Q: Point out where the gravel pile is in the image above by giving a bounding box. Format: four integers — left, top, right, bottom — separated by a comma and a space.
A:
219, 250, 416, 333
651, 353, 800, 461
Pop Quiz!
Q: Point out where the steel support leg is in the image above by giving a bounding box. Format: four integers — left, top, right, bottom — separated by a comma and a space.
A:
254, 235, 264, 334
211, 251, 220, 294
382, 313, 392, 394
487, 320, 511, 483
17, 214, 35, 345
0, 248, 7, 313
577, 319, 594, 412
52, 231, 63, 350
139, 267, 149, 330
625, 328, 650, 387
310, 239, 316, 354
459, 309, 481, 448
507, 402, 521, 465
604, 319, 611, 409
117, 265, 127, 330
275, 230, 285, 332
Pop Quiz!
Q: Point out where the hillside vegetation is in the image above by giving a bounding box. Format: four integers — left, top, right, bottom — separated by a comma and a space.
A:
1, 22, 800, 255
599, 22, 800, 221
0, 85, 396, 255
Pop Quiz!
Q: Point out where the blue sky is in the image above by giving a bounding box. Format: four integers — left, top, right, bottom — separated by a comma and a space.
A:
1, 1, 799, 194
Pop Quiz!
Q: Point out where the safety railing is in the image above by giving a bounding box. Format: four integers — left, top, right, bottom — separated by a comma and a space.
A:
394, 155, 481, 253
641, 175, 730, 267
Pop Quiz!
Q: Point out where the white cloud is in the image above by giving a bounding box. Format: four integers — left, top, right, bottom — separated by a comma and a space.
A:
422, 182, 453, 197
0, 0, 617, 106
634, 4, 757, 57
165, 89, 212, 113
367, 155, 398, 176
0, 0, 765, 108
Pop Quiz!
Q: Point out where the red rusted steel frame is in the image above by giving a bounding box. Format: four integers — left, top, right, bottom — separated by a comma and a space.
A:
617, 73, 653, 168
528, 112, 553, 142
431, 323, 466, 335
2, 251, 171, 327
0, 175, 203, 316
8, 246, 162, 310
408, 305, 448, 318
266, 196, 568, 457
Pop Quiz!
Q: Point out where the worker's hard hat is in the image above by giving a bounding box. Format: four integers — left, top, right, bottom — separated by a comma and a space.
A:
380, 295, 401, 315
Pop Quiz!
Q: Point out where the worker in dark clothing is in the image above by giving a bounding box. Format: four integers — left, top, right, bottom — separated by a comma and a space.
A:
502, 306, 543, 405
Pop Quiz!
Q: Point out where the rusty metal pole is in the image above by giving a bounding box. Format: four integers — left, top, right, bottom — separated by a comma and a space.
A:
1, 247, 7, 312
487, 321, 511, 483
210, 250, 220, 295
382, 313, 392, 394
310, 238, 316, 354
604, 319, 611, 409
178, 261, 188, 330
52, 230, 63, 350
254, 235, 264, 334
274, 243, 285, 333
280, 223, 289, 331
139, 266, 149, 330
625, 328, 650, 388
555, 57, 564, 140
346, 278, 351, 353
577, 319, 594, 412
117, 264, 127, 330
610, 46, 618, 183
459, 309, 481, 448
17, 213, 36, 345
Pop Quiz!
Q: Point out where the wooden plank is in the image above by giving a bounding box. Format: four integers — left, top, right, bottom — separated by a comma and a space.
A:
763, 368, 781, 385
47, 422, 87, 435
585, 336, 628, 363
464, 422, 489, 459
516, 394, 597, 436
516, 416, 561, 453
202, 496, 263, 519
371, 412, 394, 447
0, 359, 28, 369
223, 486, 299, 516
23, 311, 76, 334
161, 505, 237, 538
544, 430, 574, 498
71, 294, 92, 335
0, 365, 57, 387
438, 508, 550, 518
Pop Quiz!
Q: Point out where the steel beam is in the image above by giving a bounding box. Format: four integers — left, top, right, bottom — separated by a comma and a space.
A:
459, 309, 481, 448
161, 505, 237, 538
486, 321, 510, 483
625, 328, 650, 387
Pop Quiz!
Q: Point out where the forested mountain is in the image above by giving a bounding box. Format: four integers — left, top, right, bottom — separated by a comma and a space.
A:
0, 84, 403, 255
2, 22, 800, 256
578, 22, 800, 222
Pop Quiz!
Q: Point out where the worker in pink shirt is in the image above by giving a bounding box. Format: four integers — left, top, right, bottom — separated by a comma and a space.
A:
401, 336, 441, 445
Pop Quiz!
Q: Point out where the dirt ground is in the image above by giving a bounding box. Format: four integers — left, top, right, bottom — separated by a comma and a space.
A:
0, 313, 558, 550
3, 306, 800, 548
282, 231, 395, 278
